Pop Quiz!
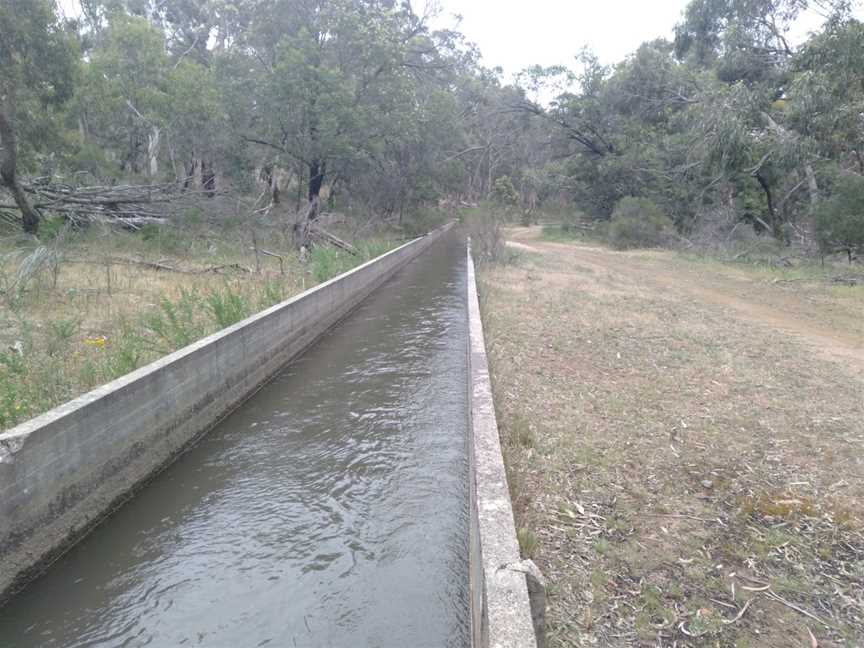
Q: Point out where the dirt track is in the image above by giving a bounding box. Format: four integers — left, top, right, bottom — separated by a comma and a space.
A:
507, 229, 864, 376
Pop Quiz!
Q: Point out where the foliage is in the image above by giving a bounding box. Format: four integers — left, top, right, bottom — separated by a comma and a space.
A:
491, 176, 519, 206
814, 174, 864, 261
142, 288, 206, 351
607, 197, 676, 250
206, 287, 250, 329
3, 0, 864, 250
464, 205, 505, 263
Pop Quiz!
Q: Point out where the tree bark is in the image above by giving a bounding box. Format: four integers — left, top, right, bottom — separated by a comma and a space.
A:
804, 163, 819, 211
201, 159, 216, 197
308, 159, 325, 208
147, 125, 161, 178
0, 106, 40, 234
755, 171, 780, 239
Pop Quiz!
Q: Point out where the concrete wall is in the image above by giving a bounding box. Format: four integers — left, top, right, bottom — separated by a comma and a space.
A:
0, 225, 449, 603
466, 242, 540, 648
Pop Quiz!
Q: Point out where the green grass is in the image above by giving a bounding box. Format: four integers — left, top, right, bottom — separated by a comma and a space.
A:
308, 239, 396, 283
541, 223, 607, 245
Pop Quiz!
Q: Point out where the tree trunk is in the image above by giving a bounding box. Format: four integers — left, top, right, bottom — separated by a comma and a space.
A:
755, 172, 780, 239
184, 157, 198, 190
0, 106, 40, 234
147, 125, 160, 178
308, 159, 325, 209
804, 163, 819, 211
202, 158, 216, 197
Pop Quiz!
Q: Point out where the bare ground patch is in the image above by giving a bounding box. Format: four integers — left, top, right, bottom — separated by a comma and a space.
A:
479, 232, 864, 647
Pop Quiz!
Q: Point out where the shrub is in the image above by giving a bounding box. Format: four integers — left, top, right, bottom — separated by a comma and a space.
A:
491, 175, 519, 207
207, 287, 250, 328
142, 288, 205, 351
465, 205, 504, 262
815, 174, 864, 263
607, 197, 675, 250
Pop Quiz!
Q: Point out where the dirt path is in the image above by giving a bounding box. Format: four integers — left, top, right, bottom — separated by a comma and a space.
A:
508, 229, 864, 376
483, 229, 864, 647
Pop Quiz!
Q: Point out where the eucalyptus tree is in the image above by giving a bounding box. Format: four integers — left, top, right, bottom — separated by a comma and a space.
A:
0, 0, 76, 233
73, 12, 225, 188
228, 0, 455, 220
787, 16, 864, 173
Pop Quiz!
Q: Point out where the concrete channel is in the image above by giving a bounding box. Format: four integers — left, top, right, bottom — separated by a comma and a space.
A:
0, 225, 539, 647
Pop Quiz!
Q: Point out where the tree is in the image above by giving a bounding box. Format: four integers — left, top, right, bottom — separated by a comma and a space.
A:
673, 0, 809, 82
0, 0, 75, 233
787, 17, 864, 173
815, 173, 864, 262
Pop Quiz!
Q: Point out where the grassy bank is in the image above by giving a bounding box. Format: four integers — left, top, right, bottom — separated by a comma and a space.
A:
479, 228, 864, 647
0, 222, 398, 430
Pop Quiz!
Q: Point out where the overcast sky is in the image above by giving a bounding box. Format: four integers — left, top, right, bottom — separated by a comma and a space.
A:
433, 0, 856, 78
57, 0, 861, 77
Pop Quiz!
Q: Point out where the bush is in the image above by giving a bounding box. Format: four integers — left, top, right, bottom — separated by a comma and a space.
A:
607, 197, 675, 250
491, 175, 519, 207
464, 205, 504, 262
206, 287, 250, 328
815, 174, 864, 263
401, 206, 447, 237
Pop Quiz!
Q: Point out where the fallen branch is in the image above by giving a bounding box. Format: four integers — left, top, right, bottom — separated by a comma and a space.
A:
193, 262, 253, 275
258, 248, 285, 275
764, 590, 833, 628
68, 256, 251, 275
309, 224, 358, 255
722, 597, 754, 624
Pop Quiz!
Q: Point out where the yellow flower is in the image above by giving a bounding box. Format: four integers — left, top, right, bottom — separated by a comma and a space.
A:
84, 336, 107, 349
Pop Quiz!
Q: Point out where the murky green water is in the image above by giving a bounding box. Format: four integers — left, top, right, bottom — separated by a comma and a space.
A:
0, 233, 469, 647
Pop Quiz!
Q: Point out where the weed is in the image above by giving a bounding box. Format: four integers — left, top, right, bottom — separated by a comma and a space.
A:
592, 538, 610, 555
259, 280, 284, 309
47, 318, 79, 356
207, 286, 250, 328
517, 527, 538, 559
739, 492, 817, 521
509, 415, 535, 448
142, 288, 205, 351
104, 322, 145, 378
634, 585, 676, 640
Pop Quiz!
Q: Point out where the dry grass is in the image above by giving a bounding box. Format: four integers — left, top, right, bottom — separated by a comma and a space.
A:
0, 222, 395, 430
479, 228, 864, 647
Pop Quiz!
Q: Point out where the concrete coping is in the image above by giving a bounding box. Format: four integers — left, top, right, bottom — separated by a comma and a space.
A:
467, 240, 540, 648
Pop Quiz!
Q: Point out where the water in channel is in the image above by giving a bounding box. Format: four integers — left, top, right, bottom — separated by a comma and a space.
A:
0, 233, 470, 648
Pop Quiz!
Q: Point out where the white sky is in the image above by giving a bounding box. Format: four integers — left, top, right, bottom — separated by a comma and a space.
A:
58, 0, 863, 78
434, 0, 861, 78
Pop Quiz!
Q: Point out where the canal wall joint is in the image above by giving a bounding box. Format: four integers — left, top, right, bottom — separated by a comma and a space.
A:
0, 224, 451, 604
467, 240, 544, 648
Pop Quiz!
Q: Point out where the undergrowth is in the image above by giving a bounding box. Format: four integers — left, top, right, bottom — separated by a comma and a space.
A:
0, 232, 397, 430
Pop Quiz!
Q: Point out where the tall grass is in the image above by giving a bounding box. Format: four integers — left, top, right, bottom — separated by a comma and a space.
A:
308, 238, 397, 282
0, 233, 399, 430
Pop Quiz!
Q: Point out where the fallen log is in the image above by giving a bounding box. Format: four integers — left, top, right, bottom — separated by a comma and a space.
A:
309, 224, 358, 256
67, 256, 251, 275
